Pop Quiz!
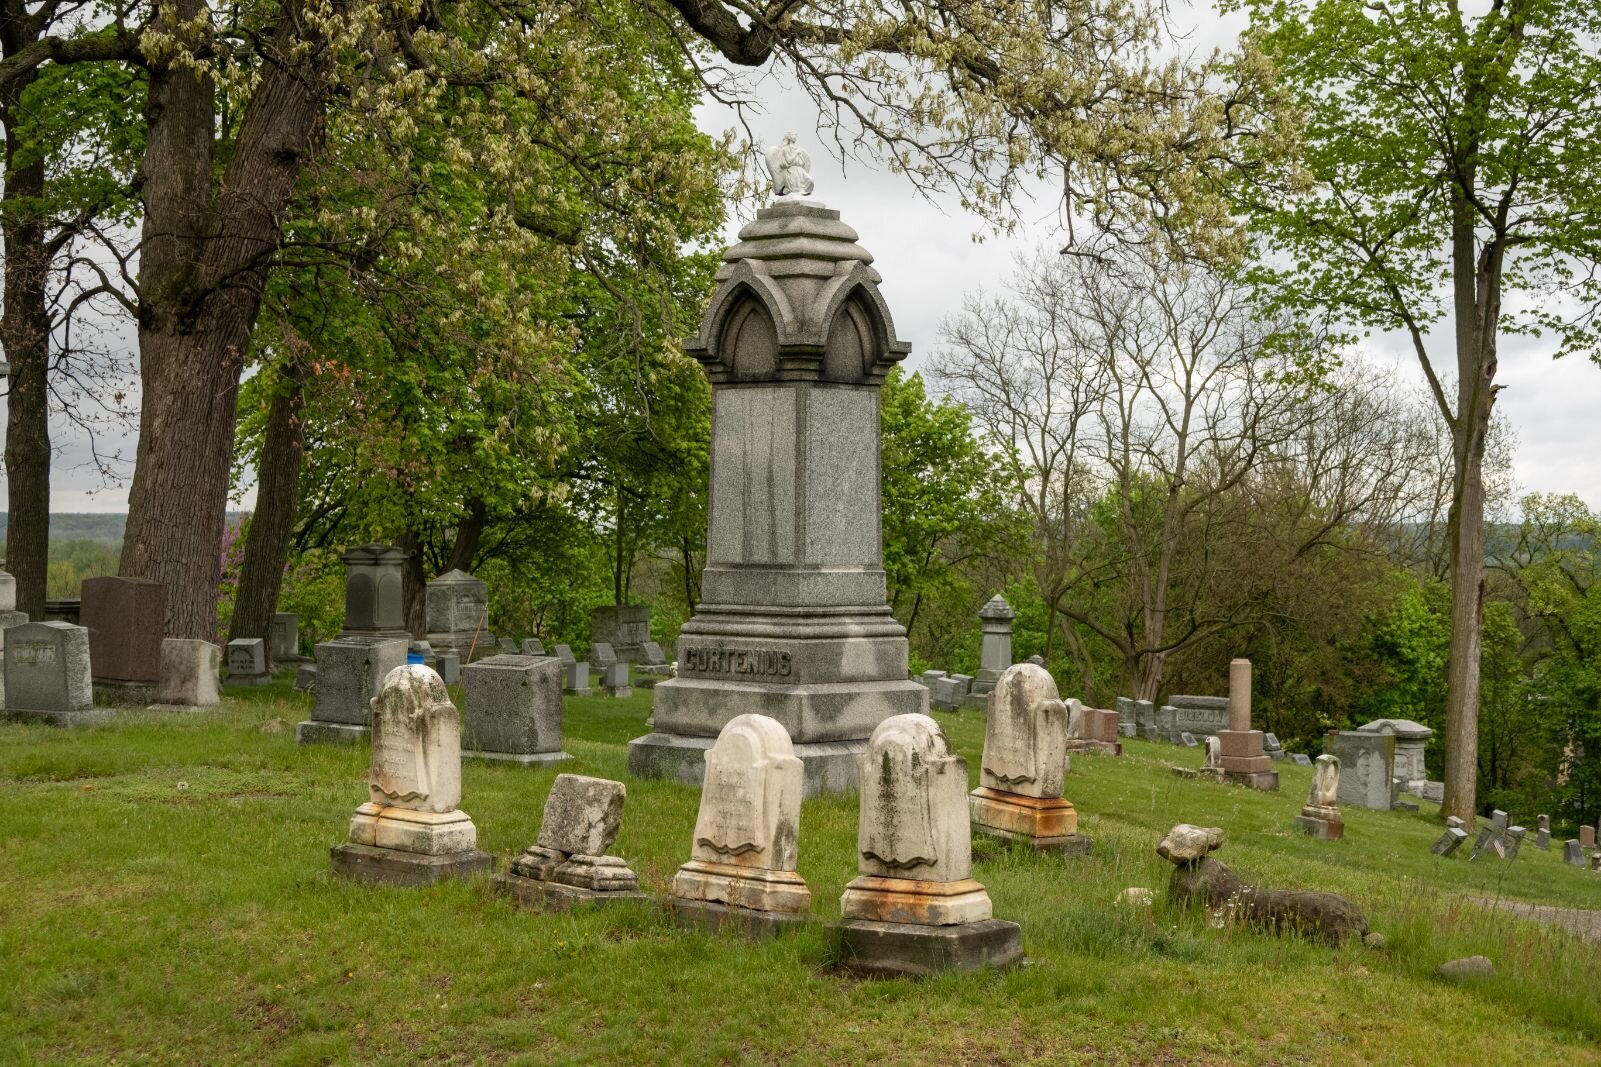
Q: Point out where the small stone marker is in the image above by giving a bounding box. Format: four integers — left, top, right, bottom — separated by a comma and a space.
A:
635, 640, 674, 687
592, 642, 619, 668
1564, 839, 1584, 867
830, 714, 1023, 978
1179, 731, 1198, 747
670, 714, 811, 936
929, 675, 963, 711
461, 654, 568, 766
969, 664, 1088, 856
600, 661, 631, 698
1492, 809, 1509, 831
641, 640, 668, 667
1581, 824, 1597, 848
1293, 754, 1344, 839
330, 664, 493, 886
2, 621, 107, 726
1291, 753, 1313, 767
553, 644, 591, 695
271, 612, 302, 662
157, 638, 222, 707
224, 638, 270, 686
520, 638, 546, 657
435, 653, 461, 686
297, 637, 409, 744
498, 636, 518, 654
293, 664, 317, 693
1430, 827, 1469, 857
494, 774, 648, 910
1536, 814, 1550, 850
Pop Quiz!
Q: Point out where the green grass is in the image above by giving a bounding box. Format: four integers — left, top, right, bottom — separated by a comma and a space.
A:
2, 684, 1600, 1065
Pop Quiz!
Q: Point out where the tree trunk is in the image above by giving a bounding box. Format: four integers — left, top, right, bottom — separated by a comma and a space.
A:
228, 356, 309, 662
445, 499, 485, 574
399, 529, 426, 639
119, 11, 328, 640
1439, 185, 1501, 825
0, 57, 50, 619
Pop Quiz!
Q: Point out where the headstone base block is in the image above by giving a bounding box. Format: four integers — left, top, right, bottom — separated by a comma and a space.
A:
668, 897, 812, 939
976, 826, 1094, 857
1223, 769, 1280, 791
222, 676, 274, 688
969, 787, 1078, 839
348, 803, 477, 856
1292, 813, 1344, 839
3, 706, 115, 728
829, 918, 1023, 979
492, 872, 652, 912
671, 859, 812, 914
602, 686, 634, 699
627, 731, 863, 797
462, 749, 571, 766
91, 679, 158, 706
330, 842, 494, 887
295, 719, 370, 745
839, 875, 992, 926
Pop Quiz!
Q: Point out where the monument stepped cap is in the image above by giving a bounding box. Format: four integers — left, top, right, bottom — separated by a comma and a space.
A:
1357, 717, 1433, 740
978, 594, 1016, 621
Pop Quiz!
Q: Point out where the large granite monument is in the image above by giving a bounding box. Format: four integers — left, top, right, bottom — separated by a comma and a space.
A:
80, 576, 165, 700
425, 569, 491, 661
336, 544, 409, 644
631, 141, 926, 795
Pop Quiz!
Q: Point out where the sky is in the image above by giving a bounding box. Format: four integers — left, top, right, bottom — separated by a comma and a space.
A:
4, 2, 1599, 516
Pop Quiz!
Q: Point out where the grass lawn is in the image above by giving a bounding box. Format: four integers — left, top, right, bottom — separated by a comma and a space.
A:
3, 681, 1599, 1065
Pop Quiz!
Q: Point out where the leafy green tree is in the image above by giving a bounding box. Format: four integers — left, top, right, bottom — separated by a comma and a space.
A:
1233, 0, 1601, 821
880, 368, 1021, 650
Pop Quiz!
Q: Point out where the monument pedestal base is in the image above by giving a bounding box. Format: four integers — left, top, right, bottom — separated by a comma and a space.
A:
671, 860, 811, 914
669, 897, 812, 939
1292, 812, 1344, 838
975, 826, 1093, 857
491, 872, 652, 912
829, 918, 1023, 978
1223, 769, 1280, 791
839, 875, 992, 926
92, 679, 158, 706
462, 749, 571, 767
969, 787, 1078, 840
348, 803, 478, 855
602, 685, 633, 699
296, 719, 368, 745
222, 676, 274, 688
330, 843, 494, 887
3, 706, 114, 728
627, 732, 864, 797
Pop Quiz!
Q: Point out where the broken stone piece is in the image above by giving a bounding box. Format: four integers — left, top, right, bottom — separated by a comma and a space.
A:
536, 774, 626, 857
1156, 824, 1226, 864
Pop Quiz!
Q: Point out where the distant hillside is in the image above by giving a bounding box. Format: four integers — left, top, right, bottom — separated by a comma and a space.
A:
0, 513, 128, 546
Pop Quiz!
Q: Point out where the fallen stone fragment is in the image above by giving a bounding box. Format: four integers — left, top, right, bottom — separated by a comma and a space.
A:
1437, 956, 1494, 980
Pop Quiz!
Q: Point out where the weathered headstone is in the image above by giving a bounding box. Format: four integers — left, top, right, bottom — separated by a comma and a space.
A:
632, 171, 927, 796
1178, 732, 1198, 747
1165, 694, 1231, 739
80, 576, 165, 699
1431, 827, 1468, 857
461, 654, 568, 765
521, 638, 547, 657
1563, 839, 1584, 867
297, 637, 409, 744
670, 714, 811, 936
969, 664, 1088, 855
964, 595, 1016, 708
435, 653, 461, 686
1582, 824, 1597, 848
270, 612, 303, 663
591, 641, 619, 669
158, 638, 222, 707
919, 669, 947, 689
1293, 755, 1344, 839
636, 640, 674, 688
553, 644, 591, 696
224, 638, 271, 686
1202, 734, 1223, 773
424, 569, 490, 661
498, 636, 518, 654
494, 774, 648, 910
599, 661, 631, 698
590, 605, 651, 663
1325, 731, 1396, 810
1134, 699, 1158, 740
1357, 718, 1432, 787
1536, 814, 1550, 850
1420, 781, 1445, 803
293, 664, 317, 692
830, 713, 1023, 976
929, 675, 963, 712
1291, 753, 1313, 767
2, 622, 107, 725
949, 674, 975, 699
331, 664, 493, 885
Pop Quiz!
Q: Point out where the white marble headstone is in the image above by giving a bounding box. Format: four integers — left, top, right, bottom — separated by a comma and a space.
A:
979, 663, 1068, 800
857, 713, 971, 883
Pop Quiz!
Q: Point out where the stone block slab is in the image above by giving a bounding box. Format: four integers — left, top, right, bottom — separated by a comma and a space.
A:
828, 918, 1024, 979
627, 731, 863, 796
462, 749, 572, 767
329, 843, 494, 887
491, 872, 653, 913
3, 706, 116, 728
296, 719, 370, 745
668, 897, 813, 940
1292, 814, 1344, 839
1222, 769, 1280, 791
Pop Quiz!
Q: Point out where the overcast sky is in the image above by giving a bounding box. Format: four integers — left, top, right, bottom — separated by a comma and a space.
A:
6, 2, 1599, 516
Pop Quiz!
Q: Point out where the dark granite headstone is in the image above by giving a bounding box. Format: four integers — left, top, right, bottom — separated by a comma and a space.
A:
80, 576, 165, 684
